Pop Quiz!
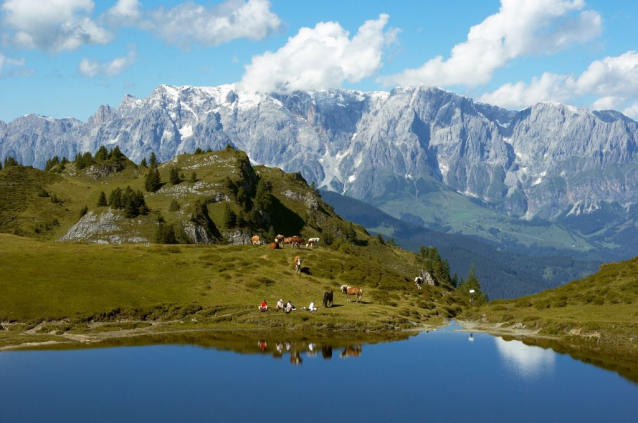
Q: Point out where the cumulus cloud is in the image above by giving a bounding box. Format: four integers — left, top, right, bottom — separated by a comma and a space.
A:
479, 51, 638, 115
0, 52, 25, 75
381, 0, 601, 87
1, 0, 112, 52
141, 0, 281, 48
104, 0, 141, 26
623, 103, 638, 120
238, 14, 397, 93
79, 50, 137, 78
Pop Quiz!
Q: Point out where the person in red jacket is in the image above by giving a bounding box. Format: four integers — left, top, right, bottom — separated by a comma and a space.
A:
259, 300, 268, 312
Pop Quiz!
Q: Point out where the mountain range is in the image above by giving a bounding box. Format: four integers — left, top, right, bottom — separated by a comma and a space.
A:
2, 84, 636, 259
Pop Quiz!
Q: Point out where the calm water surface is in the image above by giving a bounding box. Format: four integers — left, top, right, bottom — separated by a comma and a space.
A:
1, 326, 637, 422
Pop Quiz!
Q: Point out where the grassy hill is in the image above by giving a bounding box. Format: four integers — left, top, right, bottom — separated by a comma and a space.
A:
462, 257, 638, 349
0, 149, 468, 349
321, 190, 599, 299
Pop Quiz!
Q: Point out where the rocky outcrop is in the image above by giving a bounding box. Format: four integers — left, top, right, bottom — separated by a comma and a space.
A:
59, 210, 149, 244
224, 230, 253, 245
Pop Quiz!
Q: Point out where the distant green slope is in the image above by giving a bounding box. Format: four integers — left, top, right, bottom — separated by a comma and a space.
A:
321, 190, 599, 299
352, 173, 634, 262
466, 256, 638, 347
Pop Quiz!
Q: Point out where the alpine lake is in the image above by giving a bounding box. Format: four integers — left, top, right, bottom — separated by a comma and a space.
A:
1, 322, 637, 422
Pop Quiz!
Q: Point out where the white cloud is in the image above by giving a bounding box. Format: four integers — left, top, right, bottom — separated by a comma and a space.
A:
494, 338, 555, 379
104, 0, 141, 26
0, 52, 25, 74
238, 14, 396, 93
623, 102, 638, 120
479, 51, 638, 114
1, 0, 112, 52
142, 0, 281, 48
79, 50, 137, 78
381, 0, 601, 87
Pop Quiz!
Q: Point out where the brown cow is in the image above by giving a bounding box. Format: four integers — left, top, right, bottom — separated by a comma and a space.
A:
340, 345, 362, 358
269, 241, 280, 249
294, 256, 302, 273
283, 236, 293, 246
251, 235, 260, 245
340, 285, 363, 303
290, 236, 305, 249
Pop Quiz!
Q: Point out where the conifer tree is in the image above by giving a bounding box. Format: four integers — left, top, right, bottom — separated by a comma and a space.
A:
155, 223, 177, 244
110, 146, 124, 160
145, 167, 161, 192
170, 166, 181, 185
194, 147, 204, 154
109, 187, 123, 209
97, 191, 107, 207
95, 146, 108, 161
169, 199, 180, 212
0, 160, 3, 171
4, 156, 19, 168
189, 172, 197, 183
149, 152, 157, 167
223, 204, 237, 229
253, 179, 272, 211
140, 158, 148, 167
45, 156, 59, 171
79, 205, 88, 218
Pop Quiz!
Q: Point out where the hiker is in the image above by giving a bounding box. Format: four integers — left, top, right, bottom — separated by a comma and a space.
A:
308, 301, 317, 312
259, 300, 268, 312
285, 300, 296, 313
276, 299, 285, 311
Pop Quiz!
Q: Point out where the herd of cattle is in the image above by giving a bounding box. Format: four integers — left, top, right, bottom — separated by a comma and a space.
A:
250, 234, 320, 249
248, 233, 429, 311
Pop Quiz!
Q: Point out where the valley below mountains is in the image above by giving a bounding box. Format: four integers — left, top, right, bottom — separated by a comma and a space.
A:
1, 84, 637, 262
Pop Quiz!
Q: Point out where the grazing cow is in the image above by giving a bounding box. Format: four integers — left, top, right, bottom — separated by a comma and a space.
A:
414, 276, 424, 290
340, 345, 362, 358
290, 236, 305, 249
274, 234, 285, 245
294, 256, 303, 273
283, 236, 293, 247
323, 290, 333, 308
251, 235, 260, 245
269, 241, 280, 250
306, 237, 320, 248
340, 285, 363, 303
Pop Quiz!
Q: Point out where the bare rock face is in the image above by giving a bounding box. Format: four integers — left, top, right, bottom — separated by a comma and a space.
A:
224, 230, 252, 245
3, 84, 637, 223
59, 210, 148, 244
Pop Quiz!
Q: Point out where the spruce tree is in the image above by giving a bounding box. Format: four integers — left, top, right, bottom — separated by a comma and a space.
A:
169, 199, 180, 212
155, 223, 177, 244
109, 187, 123, 209
223, 204, 237, 229
111, 146, 124, 160
4, 157, 19, 168
79, 205, 88, 218
189, 172, 197, 183
97, 191, 107, 207
95, 146, 108, 161
170, 166, 180, 185
0, 160, 3, 171
149, 152, 157, 167
140, 158, 148, 167
145, 167, 161, 192
253, 179, 272, 211
194, 147, 204, 154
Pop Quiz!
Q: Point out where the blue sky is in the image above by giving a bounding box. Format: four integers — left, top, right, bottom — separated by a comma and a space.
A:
0, 0, 637, 122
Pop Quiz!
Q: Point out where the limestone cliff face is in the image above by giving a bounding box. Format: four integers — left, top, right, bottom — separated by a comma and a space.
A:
2, 84, 637, 221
